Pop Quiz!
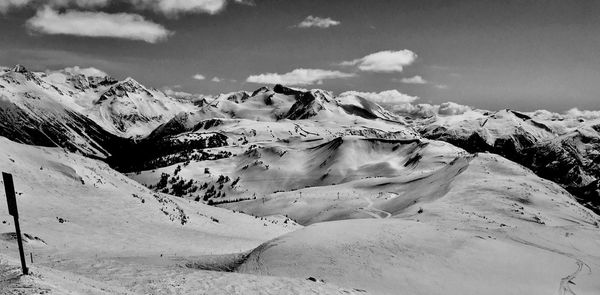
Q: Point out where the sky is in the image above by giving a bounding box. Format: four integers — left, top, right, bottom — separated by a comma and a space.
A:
0, 0, 599, 112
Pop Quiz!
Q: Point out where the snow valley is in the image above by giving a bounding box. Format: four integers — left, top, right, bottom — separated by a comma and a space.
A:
0, 65, 599, 294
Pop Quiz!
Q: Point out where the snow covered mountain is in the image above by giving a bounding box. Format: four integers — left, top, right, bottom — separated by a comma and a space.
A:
89, 77, 198, 137
110, 83, 416, 173
0, 65, 199, 149
416, 108, 600, 213
0, 65, 124, 158
1, 64, 600, 294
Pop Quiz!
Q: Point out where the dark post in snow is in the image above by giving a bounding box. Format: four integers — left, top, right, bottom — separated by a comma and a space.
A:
3, 172, 29, 275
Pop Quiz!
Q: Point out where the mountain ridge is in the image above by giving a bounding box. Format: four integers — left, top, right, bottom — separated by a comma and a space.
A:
1, 64, 600, 294
1, 64, 598, 213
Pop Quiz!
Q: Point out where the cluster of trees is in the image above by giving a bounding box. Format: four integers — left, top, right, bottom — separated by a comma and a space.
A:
171, 178, 196, 197
153, 194, 189, 225
123, 146, 232, 172
207, 195, 256, 205
109, 132, 230, 172
150, 167, 248, 206
153, 172, 198, 197
196, 184, 221, 201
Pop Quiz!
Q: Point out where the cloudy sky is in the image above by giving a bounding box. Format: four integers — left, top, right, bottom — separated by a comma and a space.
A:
1, 0, 599, 111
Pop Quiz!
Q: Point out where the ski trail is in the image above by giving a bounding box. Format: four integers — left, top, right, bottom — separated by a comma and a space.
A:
558, 260, 591, 295
360, 210, 383, 219
361, 197, 392, 219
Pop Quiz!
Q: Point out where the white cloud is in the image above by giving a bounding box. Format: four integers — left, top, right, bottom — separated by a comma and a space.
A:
246, 68, 355, 86
192, 74, 206, 80
26, 6, 172, 43
338, 91, 470, 118
2, 0, 247, 16
1, 0, 110, 12
437, 102, 471, 115
398, 75, 427, 84
341, 50, 418, 73
132, 0, 245, 16
296, 16, 340, 28
62, 66, 108, 77
339, 90, 419, 104
392, 103, 437, 117
162, 86, 203, 100
565, 108, 600, 120
392, 101, 472, 117
234, 0, 254, 5
211, 77, 223, 82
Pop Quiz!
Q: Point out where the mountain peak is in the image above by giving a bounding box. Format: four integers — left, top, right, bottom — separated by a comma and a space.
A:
95, 77, 151, 105
251, 86, 271, 97
12, 64, 29, 73
273, 84, 303, 96
122, 77, 143, 86
8, 64, 42, 84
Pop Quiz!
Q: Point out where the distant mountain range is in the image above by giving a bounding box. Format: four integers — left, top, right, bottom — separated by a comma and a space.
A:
1, 64, 597, 214
1, 64, 600, 294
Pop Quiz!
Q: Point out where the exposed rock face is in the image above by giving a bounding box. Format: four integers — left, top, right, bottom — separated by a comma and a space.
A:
69, 74, 117, 91
521, 130, 600, 211
96, 78, 152, 104
226, 91, 250, 103
284, 90, 327, 120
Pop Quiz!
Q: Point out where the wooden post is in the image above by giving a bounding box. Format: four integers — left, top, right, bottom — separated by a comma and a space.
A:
3, 172, 28, 275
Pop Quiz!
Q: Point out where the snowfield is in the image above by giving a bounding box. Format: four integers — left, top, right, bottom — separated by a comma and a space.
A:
238, 153, 600, 294
0, 137, 367, 294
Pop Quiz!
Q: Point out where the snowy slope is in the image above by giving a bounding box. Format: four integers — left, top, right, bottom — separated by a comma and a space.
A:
88, 77, 198, 137
152, 84, 408, 125
0, 65, 199, 143
40, 66, 200, 138
419, 109, 557, 149
120, 85, 418, 190
238, 153, 600, 294
0, 137, 377, 294
0, 251, 362, 295
416, 108, 600, 213
0, 137, 297, 257
2, 64, 600, 294
0, 65, 124, 158
127, 133, 422, 207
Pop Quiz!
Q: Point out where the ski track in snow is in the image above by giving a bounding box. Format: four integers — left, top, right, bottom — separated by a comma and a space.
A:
360, 197, 392, 219
558, 260, 591, 295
